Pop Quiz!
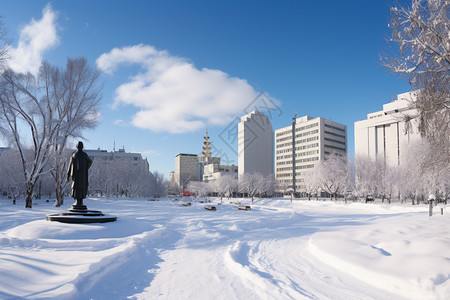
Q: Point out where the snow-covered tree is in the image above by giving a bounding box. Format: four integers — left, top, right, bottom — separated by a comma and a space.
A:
0, 149, 24, 204
260, 174, 277, 198
44, 58, 101, 206
223, 175, 239, 199
0, 58, 101, 208
213, 177, 227, 202
302, 167, 322, 200
150, 171, 168, 198
383, 0, 450, 171
0, 16, 8, 72
239, 173, 265, 202
354, 156, 384, 200
316, 154, 350, 200
186, 181, 210, 199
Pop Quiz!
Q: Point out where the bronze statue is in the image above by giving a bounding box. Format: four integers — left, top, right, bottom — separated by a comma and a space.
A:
67, 141, 92, 209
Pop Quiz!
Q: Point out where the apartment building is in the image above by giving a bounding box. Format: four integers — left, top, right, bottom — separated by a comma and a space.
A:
275, 115, 347, 193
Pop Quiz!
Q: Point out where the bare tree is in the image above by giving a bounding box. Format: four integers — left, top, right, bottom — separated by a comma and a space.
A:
0, 149, 24, 204
302, 167, 322, 200
150, 171, 168, 198
0, 58, 101, 208
317, 154, 349, 200
383, 0, 450, 171
45, 58, 101, 206
354, 156, 384, 201
0, 16, 9, 72
260, 174, 277, 198
239, 173, 265, 202
213, 177, 227, 202
186, 181, 209, 199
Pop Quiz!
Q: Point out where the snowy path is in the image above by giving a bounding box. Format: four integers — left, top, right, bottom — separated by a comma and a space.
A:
0, 197, 448, 299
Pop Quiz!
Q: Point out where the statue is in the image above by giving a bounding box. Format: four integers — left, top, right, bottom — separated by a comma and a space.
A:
67, 141, 92, 209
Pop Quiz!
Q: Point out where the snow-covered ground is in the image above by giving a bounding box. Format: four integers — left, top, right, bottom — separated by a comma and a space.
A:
0, 197, 448, 299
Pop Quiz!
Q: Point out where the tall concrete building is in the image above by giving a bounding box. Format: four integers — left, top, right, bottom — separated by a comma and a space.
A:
174, 153, 201, 188
354, 91, 420, 167
274, 115, 347, 193
238, 111, 274, 177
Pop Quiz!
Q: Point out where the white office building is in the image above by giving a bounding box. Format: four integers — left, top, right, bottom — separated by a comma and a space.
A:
203, 163, 238, 182
275, 115, 347, 193
354, 91, 421, 167
238, 111, 274, 177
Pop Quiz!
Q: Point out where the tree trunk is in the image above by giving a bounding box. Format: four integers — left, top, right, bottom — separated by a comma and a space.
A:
25, 182, 35, 208
55, 182, 64, 207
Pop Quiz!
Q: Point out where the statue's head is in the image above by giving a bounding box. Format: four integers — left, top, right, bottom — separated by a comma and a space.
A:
77, 141, 84, 150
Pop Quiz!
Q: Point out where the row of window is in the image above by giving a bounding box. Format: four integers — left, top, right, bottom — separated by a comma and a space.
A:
276, 149, 319, 160
296, 122, 318, 132
276, 129, 291, 137
276, 156, 318, 166
276, 136, 319, 148
324, 130, 346, 139
276, 128, 319, 143
324, 123, 345, 132
276, 164, 315, 172
296, 143, 319, 151
275, 122, 319, 137
276, 178, 305, 184
276, 142, 319, 154
324, 144, 346, 152
324, 137, 346, 145
295, 129, 318, 139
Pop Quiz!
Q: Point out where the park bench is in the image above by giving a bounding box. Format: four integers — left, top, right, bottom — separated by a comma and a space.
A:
365, 197, 374, 203
238, 205, 251, 211
204, 205, 216, 211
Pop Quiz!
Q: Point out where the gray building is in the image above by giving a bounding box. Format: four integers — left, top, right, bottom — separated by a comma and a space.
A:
174, 153, 201, 188
238, 110, 274, 178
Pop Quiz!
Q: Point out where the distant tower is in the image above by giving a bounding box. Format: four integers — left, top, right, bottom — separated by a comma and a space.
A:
202, 127, 212, 158
238, 111, 274, 178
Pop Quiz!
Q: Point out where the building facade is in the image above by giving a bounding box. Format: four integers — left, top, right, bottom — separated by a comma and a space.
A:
85, 147, 150, 173
274, 115, 347, 193
354, 91, 420, 167
173, 128, 236, 188
203, 163, 238, 182
238, 110, 274, 177
174, 153, 201, 188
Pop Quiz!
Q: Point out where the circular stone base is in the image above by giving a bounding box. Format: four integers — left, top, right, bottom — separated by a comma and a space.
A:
46, 210, 117, 223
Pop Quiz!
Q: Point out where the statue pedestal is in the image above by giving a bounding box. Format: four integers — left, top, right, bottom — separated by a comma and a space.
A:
69, 204, 88, 211
46, 200, 117, 224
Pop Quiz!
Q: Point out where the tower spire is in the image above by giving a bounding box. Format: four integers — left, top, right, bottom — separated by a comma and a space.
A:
202, 125, 212, 158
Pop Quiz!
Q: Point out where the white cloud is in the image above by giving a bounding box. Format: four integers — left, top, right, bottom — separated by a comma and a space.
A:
142, 149, 161, 156
113, 119, 128, 126
8, 4, 59, 75
96, 44, 266, 134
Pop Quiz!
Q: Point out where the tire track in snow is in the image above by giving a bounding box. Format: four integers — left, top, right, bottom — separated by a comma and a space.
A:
224, 241, 309, 299
35, 226, 182, 300
225, 237, 401, 300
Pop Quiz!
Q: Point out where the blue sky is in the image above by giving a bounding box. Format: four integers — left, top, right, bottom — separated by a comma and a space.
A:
1, 0, 411, 177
